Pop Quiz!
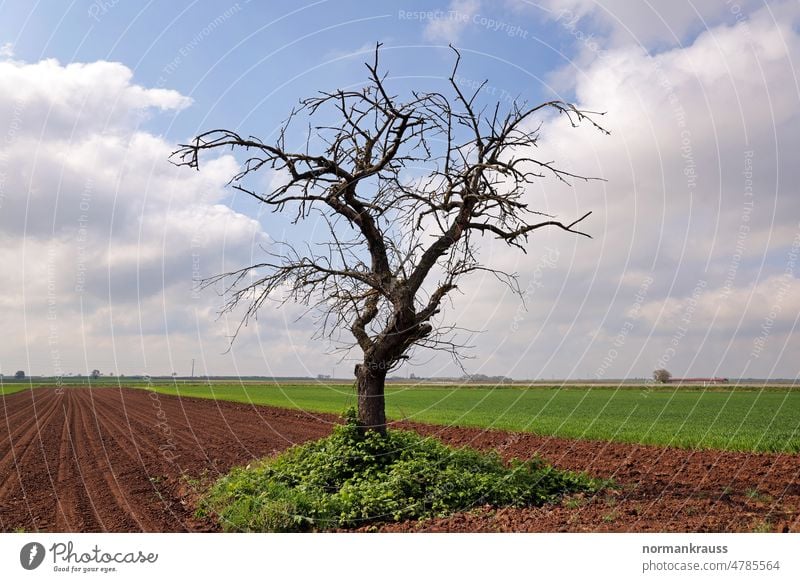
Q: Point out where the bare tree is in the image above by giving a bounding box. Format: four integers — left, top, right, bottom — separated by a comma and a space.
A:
172, 45, 607, 434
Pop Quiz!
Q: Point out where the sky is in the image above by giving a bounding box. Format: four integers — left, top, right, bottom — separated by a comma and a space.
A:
0, 0, 798, 380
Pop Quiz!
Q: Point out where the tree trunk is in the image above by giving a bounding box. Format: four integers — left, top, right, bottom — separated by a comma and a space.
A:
355, 363, 387, 434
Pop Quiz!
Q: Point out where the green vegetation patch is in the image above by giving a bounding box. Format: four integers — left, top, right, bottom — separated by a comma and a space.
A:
0, 384, 32, 397
200, 409, 603, 532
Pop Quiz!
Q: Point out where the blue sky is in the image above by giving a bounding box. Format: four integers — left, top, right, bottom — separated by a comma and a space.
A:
0, 1, 571, 139
1, 0, 799, 380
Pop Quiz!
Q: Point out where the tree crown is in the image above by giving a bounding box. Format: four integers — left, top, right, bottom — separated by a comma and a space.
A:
172, 45, 607, 372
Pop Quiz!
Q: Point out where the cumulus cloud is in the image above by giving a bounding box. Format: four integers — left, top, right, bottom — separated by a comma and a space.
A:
534, 0, 764, 49
0, 59, 191, 139
0, 56, 322, 376
428, 1, 800, 379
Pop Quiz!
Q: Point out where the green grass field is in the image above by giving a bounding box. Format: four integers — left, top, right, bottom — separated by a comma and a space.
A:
0, 384, 32, 396
134, 382, 800, 453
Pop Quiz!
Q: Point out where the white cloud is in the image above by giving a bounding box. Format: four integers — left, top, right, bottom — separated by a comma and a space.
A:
638, 275, 800, 333
432, 1, 800, 379
424, 0, 481, 42
535, 0, 764, 49
0, 58, 190, 142
0, 56, 312, 376
0, 42, 13, 58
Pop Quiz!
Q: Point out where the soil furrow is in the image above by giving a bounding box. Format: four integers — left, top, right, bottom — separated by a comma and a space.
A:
0, 389, 64, 531
71, 389, 144, 531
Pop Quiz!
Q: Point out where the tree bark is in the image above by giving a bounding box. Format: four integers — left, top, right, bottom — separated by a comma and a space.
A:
355, 363, 387, 434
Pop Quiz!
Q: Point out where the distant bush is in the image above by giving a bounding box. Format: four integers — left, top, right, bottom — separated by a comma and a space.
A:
653, 369, 672, 383
199, 409, 604, 532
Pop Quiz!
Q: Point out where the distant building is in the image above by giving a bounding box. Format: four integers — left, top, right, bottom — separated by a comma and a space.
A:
317, 374, 331, 380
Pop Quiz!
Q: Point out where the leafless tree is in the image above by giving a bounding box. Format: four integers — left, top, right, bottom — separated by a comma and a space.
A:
172, 45, 607, 434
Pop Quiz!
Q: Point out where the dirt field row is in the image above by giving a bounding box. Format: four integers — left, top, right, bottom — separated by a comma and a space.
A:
0, 387, 330, 531
1, 387, 797, 532
386, 422, 800, 532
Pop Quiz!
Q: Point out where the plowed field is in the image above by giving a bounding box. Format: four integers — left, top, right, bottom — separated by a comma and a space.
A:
1, 387, 797, 532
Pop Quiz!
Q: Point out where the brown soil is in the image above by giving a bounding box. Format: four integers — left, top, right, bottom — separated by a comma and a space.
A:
0, 387, 797, 532
380, 422, 800, 532
0, 387, 331, 532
